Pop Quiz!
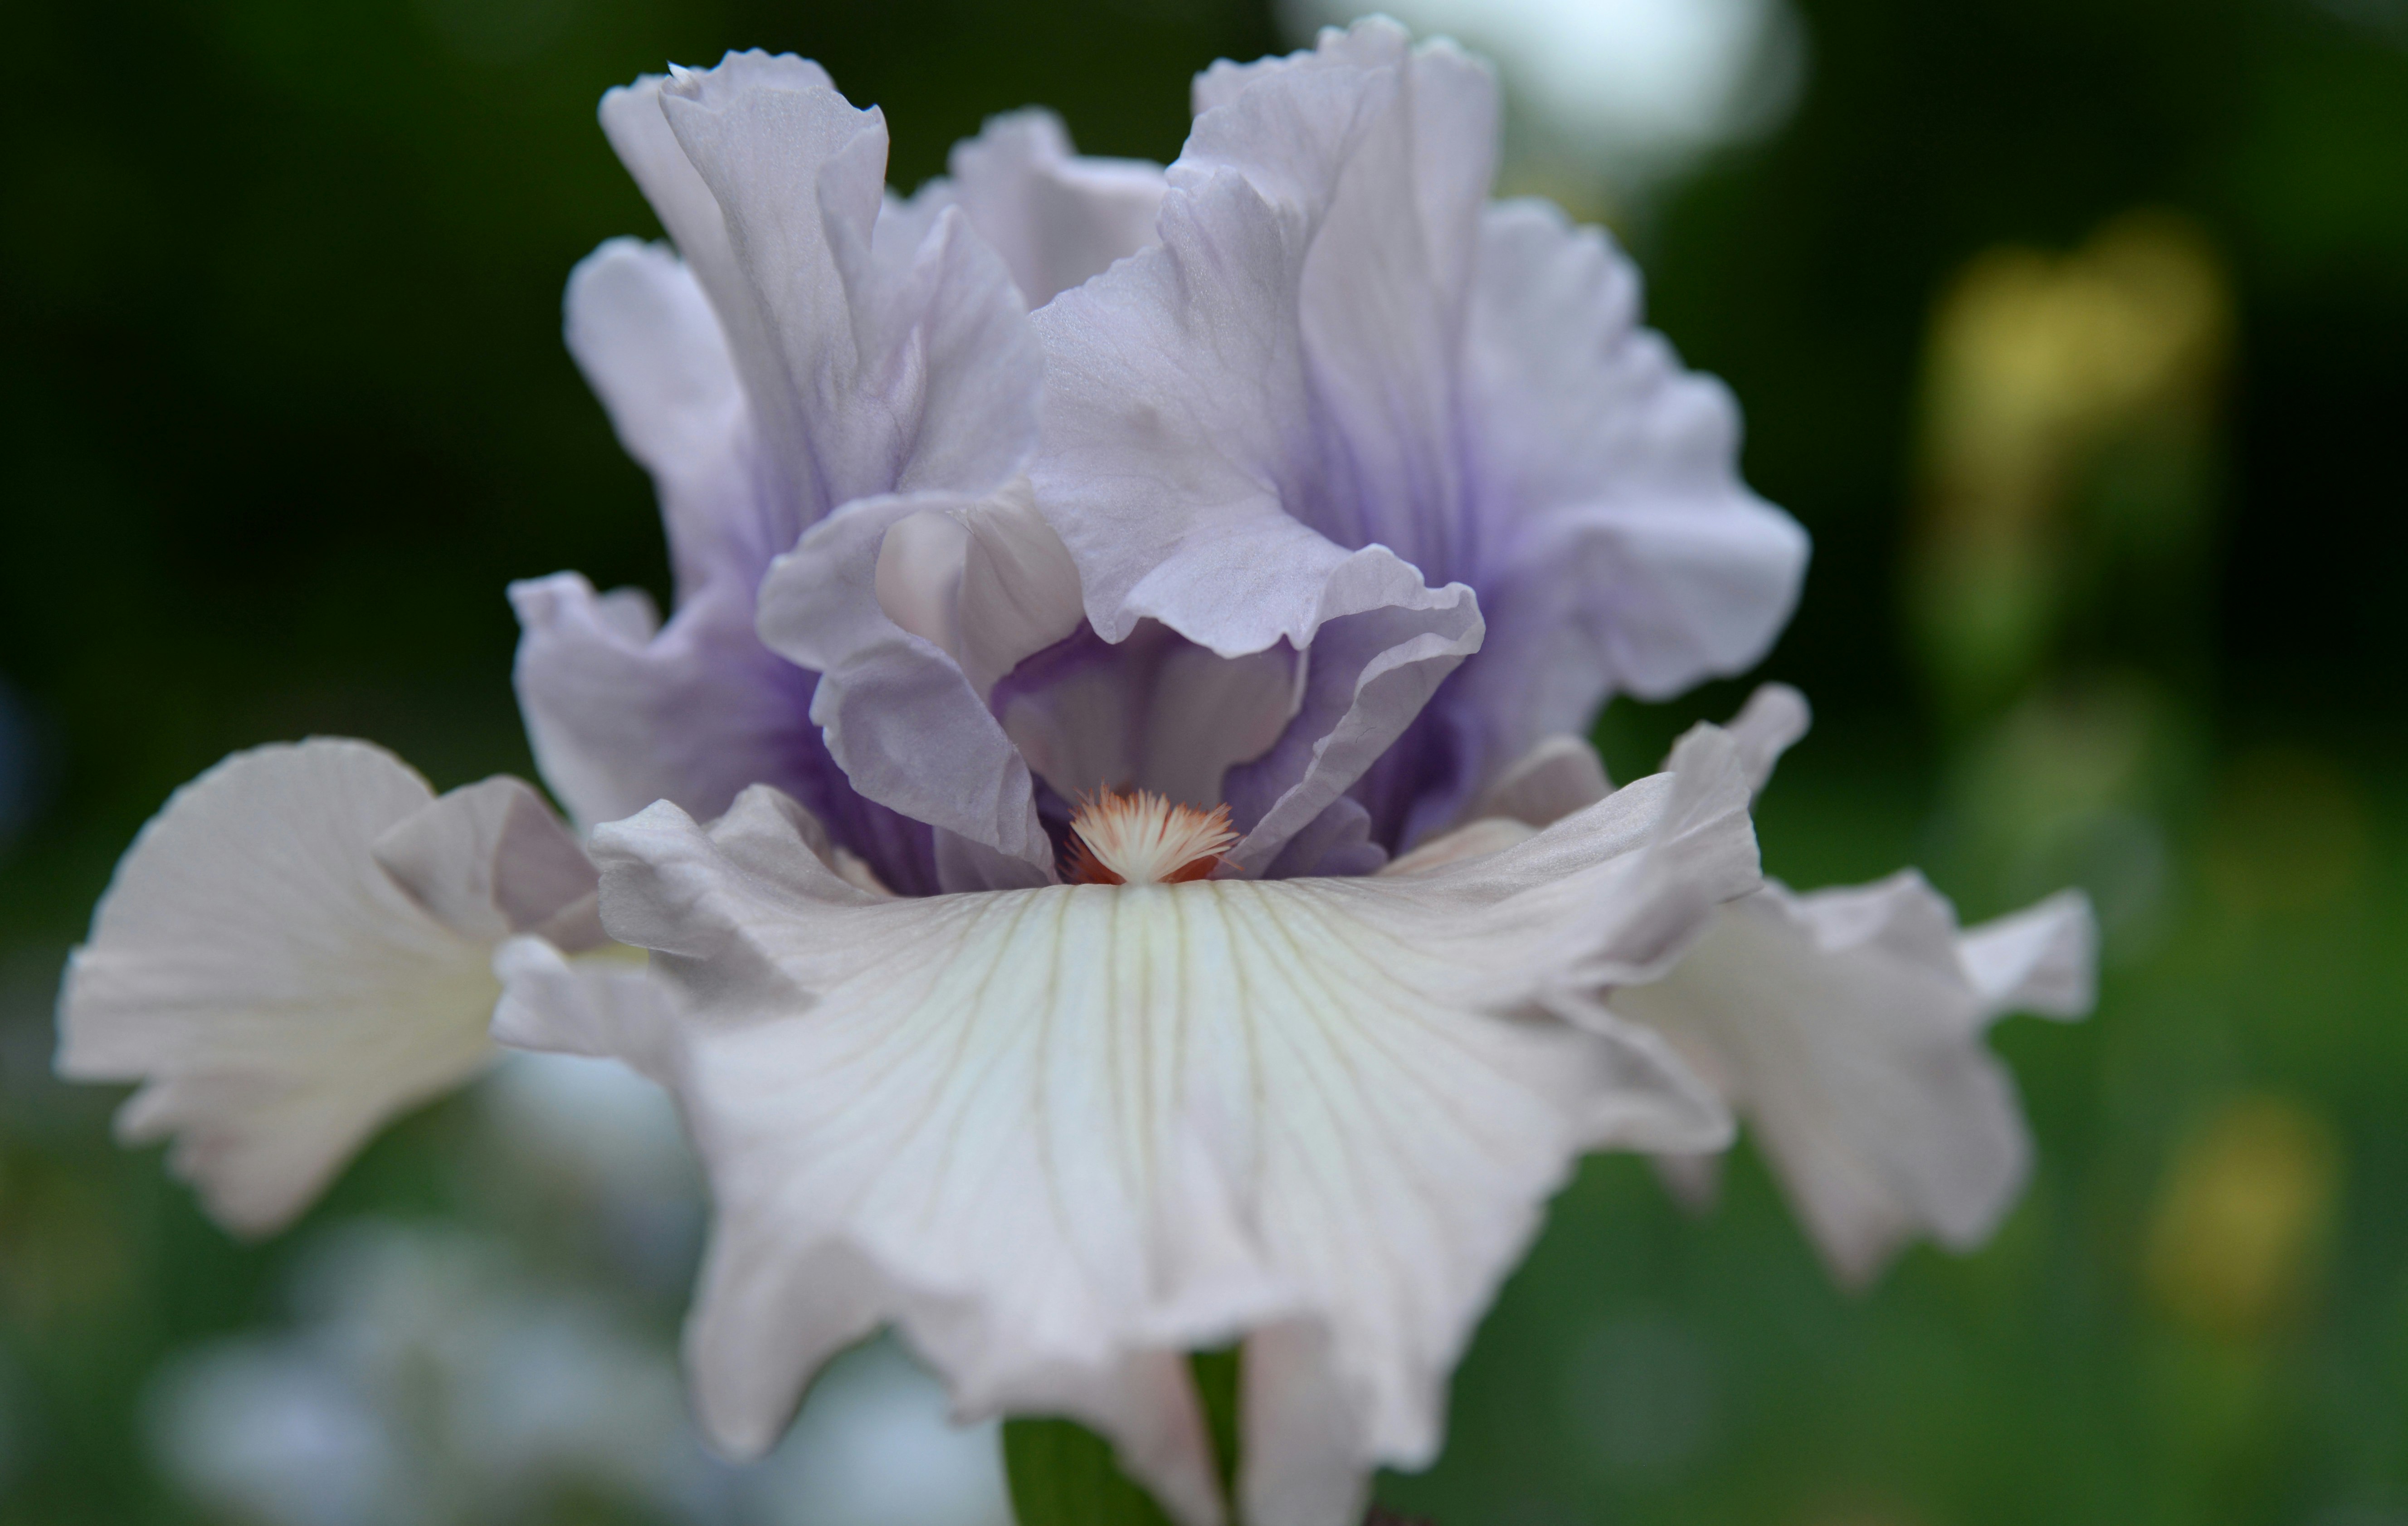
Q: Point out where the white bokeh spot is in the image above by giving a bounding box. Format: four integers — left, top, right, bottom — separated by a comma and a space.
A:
1283, 0, 1807, 178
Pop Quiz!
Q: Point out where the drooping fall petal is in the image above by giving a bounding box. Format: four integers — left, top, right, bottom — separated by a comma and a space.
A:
1611, 875, 2095, 1284
497, 729, 1760, 1525
55, 743, 596, 1233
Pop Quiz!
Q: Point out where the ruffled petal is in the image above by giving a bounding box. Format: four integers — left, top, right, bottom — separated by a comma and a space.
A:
509, 565, 942, 894
370, 775, 603, 949
1394, 726, 1758, 929
597, 68, 758, 365
1466, 733, 1612, 829
755, 481, 1082, 878
648, 52, 1042, 518
510, 572, 790, 818
1214, 564, 1482, 873
516, 733, 1754, 1523
1610, 876, 2100, 1285
600, 56, 849, 520
1258, 795, 1387, 880
1457, 199, 1808, 747
54, 742, 506, 1233
1719, 681, 1812, 795
562, 237, 790, 601
1032, 61, 1489, 871
565, 56, 1048, 890
945, 110, 1167, 309
531, 227, 831, 842
1175, 21, 1498, 581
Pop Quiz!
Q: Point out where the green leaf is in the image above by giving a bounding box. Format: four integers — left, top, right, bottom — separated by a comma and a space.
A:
1003, 1349, 1246, 1526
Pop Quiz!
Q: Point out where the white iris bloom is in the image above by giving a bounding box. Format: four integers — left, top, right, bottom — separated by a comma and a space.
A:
55, 21, 2092, 1526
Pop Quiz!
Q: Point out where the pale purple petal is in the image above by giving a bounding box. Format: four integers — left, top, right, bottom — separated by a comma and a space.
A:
1038, 20, 1811, 870
1456, 199, 1809, 745
755, 485, 1077, 878
527, 235, 828, 840
945, 110, 1167, 309
989, 622, 1301, 814
531, 53, 1052, 890
653, 54, 1041, 517
1257, 796, 1387, 880
1215, 567, 1482, 871
562, 238, 789, 600
552, 54, 1051, 889
1033, 169, 1482, 871
1169, 20, 1496, 580
508, 571, 939, 894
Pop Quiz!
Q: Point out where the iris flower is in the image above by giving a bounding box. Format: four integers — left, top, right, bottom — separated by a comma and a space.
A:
57, 21, 2092, 1526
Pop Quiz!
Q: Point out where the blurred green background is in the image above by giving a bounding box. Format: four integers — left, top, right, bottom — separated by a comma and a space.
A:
3, 0, 2404, 1523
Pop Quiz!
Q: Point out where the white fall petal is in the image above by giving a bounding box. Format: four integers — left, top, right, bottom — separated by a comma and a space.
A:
1612, 876, 2095, 1285
1424, 686, 2099, 1286
494, 728, 1762, 1526
55, 741, 617, 1234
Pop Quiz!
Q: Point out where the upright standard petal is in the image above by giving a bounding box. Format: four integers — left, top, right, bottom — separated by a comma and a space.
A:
1356, 200, 1810, 846
944, 110, 1167, 309
1033, 21, 1504, 872
505, 733, 1758, 1526
518, 236, 819, 839
1038, 19, 1807, 865
545, 56, 1047, 890
1610, 875, 2096, 1285
54, 743, 593, 1233
648, 53, 1043, 518
1033, 160, 1484, 872
561, 238, 784, 600
1459, 201, 1808, 728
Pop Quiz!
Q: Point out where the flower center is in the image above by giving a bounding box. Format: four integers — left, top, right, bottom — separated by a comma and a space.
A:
1064, 789, 1237, 886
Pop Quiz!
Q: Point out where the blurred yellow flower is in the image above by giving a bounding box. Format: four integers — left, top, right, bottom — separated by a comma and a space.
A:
2144, 1095, 2342, 1341
1910, 211, 2230, 717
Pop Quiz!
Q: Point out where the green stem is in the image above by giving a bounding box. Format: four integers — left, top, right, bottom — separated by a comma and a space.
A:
1002, 1348, 1243, 1526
